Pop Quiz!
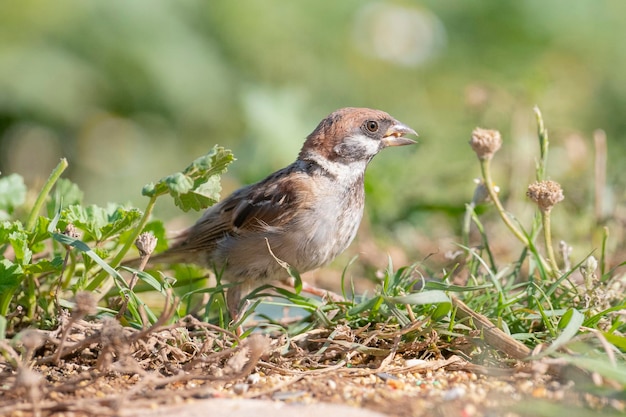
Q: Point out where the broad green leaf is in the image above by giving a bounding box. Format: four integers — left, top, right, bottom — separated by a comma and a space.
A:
0, 221, 22, 244
63, 204, 109, 240
165, 172, 194, 195
0, 258, 23, 292
98, 207, 142, 241
142, 146, 234, 212
0, 259, 23, 316
47, 178, 84, 217
62, 204, 141, 242
0, 174, 27, 218
141, 220, 168, 253
8, 231, 32, 264
52, 232, 124, 289
174, 189, 216, 212
23, 257, 64, 274
30, 216, 51, 246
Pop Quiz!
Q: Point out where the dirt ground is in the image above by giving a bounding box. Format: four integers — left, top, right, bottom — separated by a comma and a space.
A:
1, 310, 624, 417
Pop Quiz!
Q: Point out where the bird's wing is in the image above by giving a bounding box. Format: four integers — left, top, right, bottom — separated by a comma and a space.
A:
167, 166, 311, 254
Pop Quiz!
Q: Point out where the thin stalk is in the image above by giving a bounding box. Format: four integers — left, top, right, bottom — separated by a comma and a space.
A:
26, 158, 68, 231
534, 106, 549, 181
479, 158, 529, 247
600, 226, 608, 277
540, 209, 560, 276
88, 194, 158, 291
462, 202, 474, 250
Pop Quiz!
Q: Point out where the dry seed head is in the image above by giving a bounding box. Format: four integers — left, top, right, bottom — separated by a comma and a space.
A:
16, 367, 43, 388
526, 180, 564, 212
74, 291, 98, 316
470, 128, 502, 160
135, 232, 157, 257
63, 224, 80, 239
17, 329, 45, 352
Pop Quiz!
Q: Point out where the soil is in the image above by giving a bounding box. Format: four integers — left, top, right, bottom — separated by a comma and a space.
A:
1, 310, 624, 417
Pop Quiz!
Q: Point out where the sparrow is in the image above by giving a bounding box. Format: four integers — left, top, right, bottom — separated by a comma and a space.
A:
150, 107, 417, 322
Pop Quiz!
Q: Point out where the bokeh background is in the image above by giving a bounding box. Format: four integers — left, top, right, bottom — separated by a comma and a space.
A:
1, 0, 625, 276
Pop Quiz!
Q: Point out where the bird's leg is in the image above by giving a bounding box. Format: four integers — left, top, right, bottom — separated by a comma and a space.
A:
226, 282, 252, 336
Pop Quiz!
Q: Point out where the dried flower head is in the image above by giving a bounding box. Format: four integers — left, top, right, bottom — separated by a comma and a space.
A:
470, 128, 502, 160
17, 329, 46, 353
526, 180, 564, 212
63, 224, 81, 239
16, 367, 43, 389
135, 232, 158, 257
74, 291, 98, 316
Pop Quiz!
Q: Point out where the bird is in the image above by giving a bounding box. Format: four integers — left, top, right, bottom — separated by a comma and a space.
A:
147, 107, 417, 324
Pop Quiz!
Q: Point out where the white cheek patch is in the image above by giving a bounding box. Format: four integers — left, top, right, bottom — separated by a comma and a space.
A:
333, 134, 381, 161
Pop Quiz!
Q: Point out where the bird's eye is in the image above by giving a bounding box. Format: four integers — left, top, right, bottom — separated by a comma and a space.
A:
365, 120, 379, 133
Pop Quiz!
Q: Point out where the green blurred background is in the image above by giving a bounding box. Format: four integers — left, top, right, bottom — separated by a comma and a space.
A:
1, 0, 624, 265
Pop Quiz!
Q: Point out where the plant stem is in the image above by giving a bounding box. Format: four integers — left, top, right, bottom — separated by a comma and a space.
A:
462, 202, 474, 250
26, 158, 68, 231
534, 106, 549, 181
479, 158, 529, 247
88, 194, 158, 292
541, 209, 560, 276
112, 195, 158, 268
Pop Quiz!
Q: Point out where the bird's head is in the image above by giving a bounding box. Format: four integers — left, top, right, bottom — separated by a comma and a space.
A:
300, 107, 417, 165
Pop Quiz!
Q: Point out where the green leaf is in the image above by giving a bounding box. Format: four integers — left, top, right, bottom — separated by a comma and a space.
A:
8, 231, 32, 264
174, 189, 216, 212
388, 290, 451, 306
98, 207, 142, 241
29, 216, 52, 246
47, 178, 84, 217
165, 172, 194, 195
431, 301, 452, 321
119, 267, 166, 294
62, 204, 141, 242
23, 256, 64, 274
347, 295, 382, 316
141, 220, 168, 253
0, 259, 23, 316
0, 258, 23, 292
51, 232, 124, 289
583, 304, 626, 328
601, 332, 626, 350
0, 221, 22, 244
536, 308, 584, 357
63, 204, 108, 240
142, 146, 234, 211
0, 174, 27, 218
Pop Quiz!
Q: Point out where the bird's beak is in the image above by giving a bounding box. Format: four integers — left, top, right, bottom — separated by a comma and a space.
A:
382, 122, 418, 147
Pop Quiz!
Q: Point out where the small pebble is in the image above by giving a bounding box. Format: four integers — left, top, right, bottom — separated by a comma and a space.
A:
376, 372, 398, 382
233, 383, 249, 395
327, 379, 337, 390
443, 386, 466, 401
247, 373, 261, 385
